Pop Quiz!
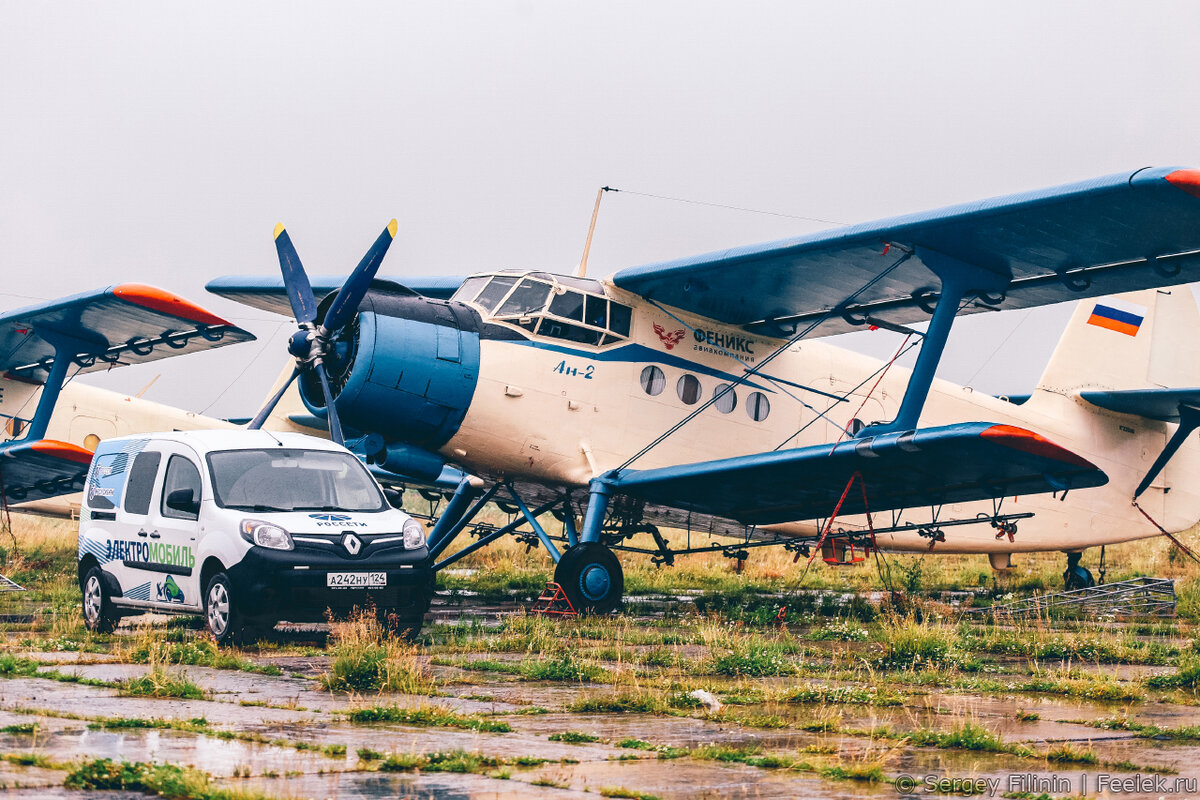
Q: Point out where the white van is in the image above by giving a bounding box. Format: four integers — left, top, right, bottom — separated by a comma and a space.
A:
77, 429, 433, 643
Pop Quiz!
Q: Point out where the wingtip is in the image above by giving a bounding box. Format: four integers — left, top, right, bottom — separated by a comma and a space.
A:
273, 223, 286, 240
387, 219, 398, 238
1166, 169, 1200, 200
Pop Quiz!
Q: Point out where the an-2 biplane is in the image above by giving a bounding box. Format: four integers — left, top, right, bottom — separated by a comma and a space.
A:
8, 168, 1200, 616
199, 166, 1200, 611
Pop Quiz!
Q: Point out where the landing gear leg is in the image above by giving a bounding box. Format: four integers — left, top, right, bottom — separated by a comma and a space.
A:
1063, 552, 1095, 591
553, 478, 624, 614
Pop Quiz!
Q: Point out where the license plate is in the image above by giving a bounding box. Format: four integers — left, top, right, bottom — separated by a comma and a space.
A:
326, 572, 386, 589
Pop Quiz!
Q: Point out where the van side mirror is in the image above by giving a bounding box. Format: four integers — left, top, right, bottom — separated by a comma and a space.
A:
383, 488, 404, 509
166, 488, 199, 516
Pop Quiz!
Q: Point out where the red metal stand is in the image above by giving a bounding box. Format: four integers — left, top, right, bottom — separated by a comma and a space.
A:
531, 582, 578, 617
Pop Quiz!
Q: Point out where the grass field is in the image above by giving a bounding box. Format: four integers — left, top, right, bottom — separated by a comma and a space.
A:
1, 511, 1199, 799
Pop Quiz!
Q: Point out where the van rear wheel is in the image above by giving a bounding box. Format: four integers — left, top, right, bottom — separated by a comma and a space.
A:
205, 572, 249, 645
82, 567, 119, 634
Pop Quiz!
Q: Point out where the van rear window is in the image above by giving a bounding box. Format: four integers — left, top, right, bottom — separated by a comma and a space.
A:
123, 452, 162, 516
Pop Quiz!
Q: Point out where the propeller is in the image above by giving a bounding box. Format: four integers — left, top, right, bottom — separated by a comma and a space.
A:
246, 220, 398, 445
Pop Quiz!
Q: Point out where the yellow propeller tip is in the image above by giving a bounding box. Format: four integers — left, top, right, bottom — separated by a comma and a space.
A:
387, 219, 398, 238
273, 223, 286, 240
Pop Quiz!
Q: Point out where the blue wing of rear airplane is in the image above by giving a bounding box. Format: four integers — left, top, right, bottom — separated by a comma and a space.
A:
0, 283, 255, 379
205, 275, 466, 317
0, 284, 255, 506
605, 423, 1105, 525
0, 439, 94, 504
612, 167, 1200, 336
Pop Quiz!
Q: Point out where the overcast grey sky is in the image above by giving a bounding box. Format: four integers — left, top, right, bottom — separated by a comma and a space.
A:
2, 2, 1199, 416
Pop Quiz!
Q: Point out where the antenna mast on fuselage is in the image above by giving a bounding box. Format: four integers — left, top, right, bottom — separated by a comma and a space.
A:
576, 186, 613, 278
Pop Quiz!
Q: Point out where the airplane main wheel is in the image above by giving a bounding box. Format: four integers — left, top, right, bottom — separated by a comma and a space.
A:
555, 542, 624, 615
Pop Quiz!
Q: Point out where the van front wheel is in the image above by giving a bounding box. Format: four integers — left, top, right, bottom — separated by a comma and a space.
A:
205, 572, 247, 645
82, 567, 119, 633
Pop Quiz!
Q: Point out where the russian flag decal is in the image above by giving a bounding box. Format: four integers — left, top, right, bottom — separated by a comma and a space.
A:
1087, 298, 1146, 336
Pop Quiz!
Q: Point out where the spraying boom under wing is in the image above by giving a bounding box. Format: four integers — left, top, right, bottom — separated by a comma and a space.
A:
612, 167, 1200, 337
603, 423, 1106, 526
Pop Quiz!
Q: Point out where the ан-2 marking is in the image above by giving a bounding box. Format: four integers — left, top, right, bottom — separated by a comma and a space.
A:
552, 360, 594, 379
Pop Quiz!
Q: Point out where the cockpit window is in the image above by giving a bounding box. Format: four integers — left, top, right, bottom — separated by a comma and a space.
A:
496, 279, 552, 316
473, 276, 518, 313
455, 276, 488, 305
540, 319, 604, 345
585, 295, 607, 328
548, 290, 584, 321
609, 303, 632, 336
455, 273, 633, 348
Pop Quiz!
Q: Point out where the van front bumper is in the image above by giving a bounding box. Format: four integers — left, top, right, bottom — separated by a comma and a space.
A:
225, 545, 434, 623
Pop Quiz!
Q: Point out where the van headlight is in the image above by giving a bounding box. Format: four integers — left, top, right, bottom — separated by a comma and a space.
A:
240, 519, 294, 551
402, 518, 426, 549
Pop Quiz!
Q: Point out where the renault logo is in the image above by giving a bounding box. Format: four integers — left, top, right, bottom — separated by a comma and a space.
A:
342, 533, 362, 555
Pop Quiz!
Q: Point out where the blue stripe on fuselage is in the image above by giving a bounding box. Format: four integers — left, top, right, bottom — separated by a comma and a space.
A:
507, 339, 775, 393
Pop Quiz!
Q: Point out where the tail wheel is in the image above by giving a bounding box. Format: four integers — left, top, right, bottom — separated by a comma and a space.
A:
1064, 565, 1095, 591
554, 542, 624, 615
81, 567, 119, 634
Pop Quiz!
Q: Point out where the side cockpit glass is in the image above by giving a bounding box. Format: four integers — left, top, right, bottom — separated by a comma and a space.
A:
609, 303, 632, 336
585, 295, 607, 328
454, 276, 488, 305
473, 276, 518, 312
496, 279, 552, 316
548, 290, 584, 321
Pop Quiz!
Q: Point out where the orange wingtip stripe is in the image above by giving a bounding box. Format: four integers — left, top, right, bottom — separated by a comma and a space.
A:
980, 424, 1097, 470
29, 440, 95, 464
112, 284, 232, 327
1166, 169, 1200, 200
1086, 314, 1140, 336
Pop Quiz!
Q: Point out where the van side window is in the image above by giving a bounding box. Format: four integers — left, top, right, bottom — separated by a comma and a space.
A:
161, 455, 202, 521
123, 452, 162, 516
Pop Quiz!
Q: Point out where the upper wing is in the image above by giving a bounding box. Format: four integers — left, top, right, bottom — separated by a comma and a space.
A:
611, 167, 1200, 337
604, 423, 1105, 525
0, 284, 254, 381
205, 275, 466, 317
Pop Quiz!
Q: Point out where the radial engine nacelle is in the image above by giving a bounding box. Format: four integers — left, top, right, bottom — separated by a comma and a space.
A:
297, 290, 482, 453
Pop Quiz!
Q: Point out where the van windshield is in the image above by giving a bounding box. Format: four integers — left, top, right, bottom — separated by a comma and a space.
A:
206, 449, 387, 513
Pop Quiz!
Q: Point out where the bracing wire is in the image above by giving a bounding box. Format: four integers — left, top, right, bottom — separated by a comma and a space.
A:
605, 187, 845, 226
616, 251, 914, 474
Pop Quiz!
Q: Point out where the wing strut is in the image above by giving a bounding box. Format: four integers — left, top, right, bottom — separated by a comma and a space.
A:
859, 248, 1009, 437
5, 330, 82, 452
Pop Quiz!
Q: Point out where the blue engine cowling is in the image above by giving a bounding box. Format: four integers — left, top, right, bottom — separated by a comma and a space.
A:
299, 291, 481, 451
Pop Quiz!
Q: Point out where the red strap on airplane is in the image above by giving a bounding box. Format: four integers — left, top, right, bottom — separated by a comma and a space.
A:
805, 471, 876, 564
1133, 499, 1200, 566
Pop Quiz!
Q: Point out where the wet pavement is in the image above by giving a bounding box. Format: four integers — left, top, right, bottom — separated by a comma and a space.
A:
0, 613, 1198, 799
